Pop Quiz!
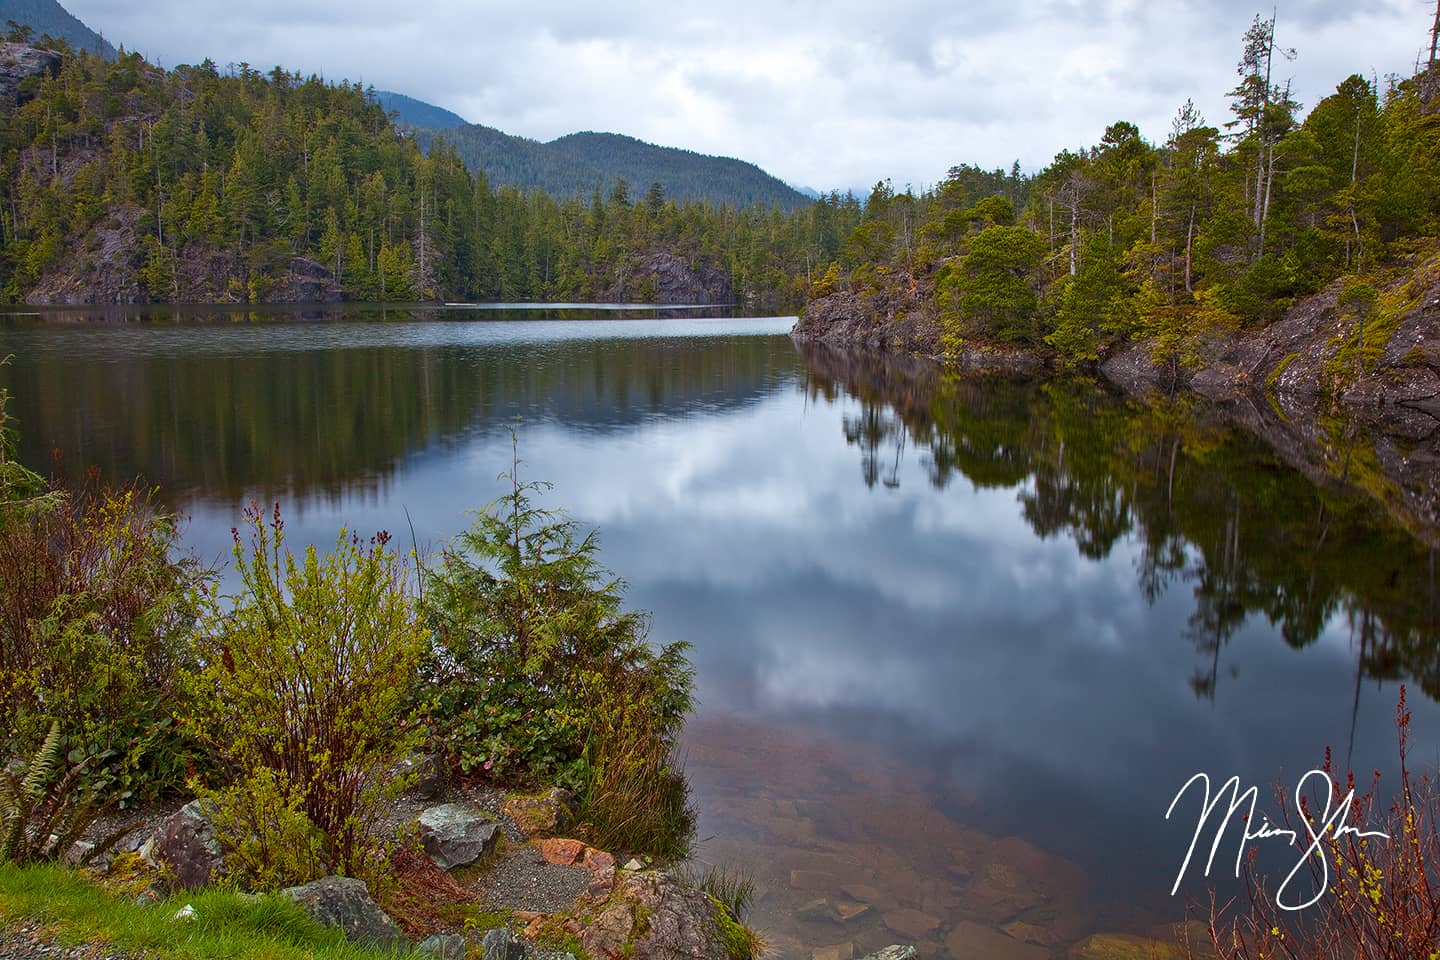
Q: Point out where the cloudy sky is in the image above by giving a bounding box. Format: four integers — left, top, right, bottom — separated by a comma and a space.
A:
64, 0, 1432, 192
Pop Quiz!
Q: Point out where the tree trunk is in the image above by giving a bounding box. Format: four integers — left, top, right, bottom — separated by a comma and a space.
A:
1184, 204, 1195, 294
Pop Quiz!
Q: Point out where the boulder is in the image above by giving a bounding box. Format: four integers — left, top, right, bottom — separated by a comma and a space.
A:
145, 800, 224, 891
503, 788, 576, 838
579, 872, 735, 960
482, 927, 526, 960
280, 876, 407, 951
418, 803, 499, 870
419, 932, 467, 960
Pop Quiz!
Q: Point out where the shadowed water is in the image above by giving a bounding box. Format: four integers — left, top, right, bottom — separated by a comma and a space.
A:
2, 306, 1437, 960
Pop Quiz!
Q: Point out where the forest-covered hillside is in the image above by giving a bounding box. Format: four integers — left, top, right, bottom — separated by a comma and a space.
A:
799, 11, 1440, 398
413, 123, 813, 213
0, 36, 863, 306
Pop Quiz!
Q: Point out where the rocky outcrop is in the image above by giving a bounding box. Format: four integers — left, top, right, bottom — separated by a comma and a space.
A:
792, 273, 941, 355
417, 803, 499, 870
610, 251, 733, 305
0, 43, 61, 108
141, 800, 224, 892
280, 876, 408, 951
576, 872, 734, 960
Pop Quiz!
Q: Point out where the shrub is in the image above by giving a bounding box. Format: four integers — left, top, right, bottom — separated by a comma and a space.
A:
1195, 686, 1439, 960
186, 503, 427, 880
420, 442, 696, 855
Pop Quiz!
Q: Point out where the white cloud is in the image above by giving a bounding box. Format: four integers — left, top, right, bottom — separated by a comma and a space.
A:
64, 0, 1429, 200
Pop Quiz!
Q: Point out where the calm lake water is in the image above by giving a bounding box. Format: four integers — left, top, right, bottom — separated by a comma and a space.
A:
3, 305, 1438, 960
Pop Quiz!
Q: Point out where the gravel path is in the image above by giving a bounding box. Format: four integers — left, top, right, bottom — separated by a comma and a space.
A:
0, 919, 149, 960
477, 842, 592, 915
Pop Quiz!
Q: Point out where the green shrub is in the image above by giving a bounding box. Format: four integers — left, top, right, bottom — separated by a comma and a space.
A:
186, 503, 426, 880
419, 443, 695, 855
196, 768, 328, 891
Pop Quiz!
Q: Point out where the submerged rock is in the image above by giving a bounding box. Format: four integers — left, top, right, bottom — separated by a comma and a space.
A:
1068, 933, 1181, 960
418, 802, 499, 870
280, 876, 407, 951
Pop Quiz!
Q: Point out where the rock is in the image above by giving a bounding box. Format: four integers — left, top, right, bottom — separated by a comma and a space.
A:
147, 800, 225, 891
623, 858, 644, 871
811, 942, 854, 960
834, 899, 871, 922
481, 928, 526, 960
539, 838, 587, 866
280, 876, 407, 951
945, 921, 1050, 960
1001, 921, 1059, 946
398, 752, 446, 801
789, 869, 836, 891
419, 932, 467, 960
171, 904, 196, 921
503, 789, 577, 838
797, 897, 834, 922
880, 908, 940, 939
579, 872, 736, 960
0, 43, 60, 107
858, 948, 917, 960
1068, 933, 1180, 960
418, 802, 499, 870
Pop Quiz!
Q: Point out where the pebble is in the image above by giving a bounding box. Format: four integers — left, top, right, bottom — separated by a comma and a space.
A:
0, 919, 149, 960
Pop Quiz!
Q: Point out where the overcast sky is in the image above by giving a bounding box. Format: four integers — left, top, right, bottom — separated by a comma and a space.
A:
64, 0, 1434, 193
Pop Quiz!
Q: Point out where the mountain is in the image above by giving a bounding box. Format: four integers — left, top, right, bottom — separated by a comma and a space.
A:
0, 0, 114, 57
373, 90, 465, 129
416, 124, 812, 212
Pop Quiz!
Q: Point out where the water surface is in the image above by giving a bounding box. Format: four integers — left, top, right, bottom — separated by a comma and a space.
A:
3, 305, 1437, 960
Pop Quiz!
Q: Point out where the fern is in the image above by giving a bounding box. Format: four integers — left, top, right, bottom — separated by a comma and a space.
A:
0, 721, 134, 865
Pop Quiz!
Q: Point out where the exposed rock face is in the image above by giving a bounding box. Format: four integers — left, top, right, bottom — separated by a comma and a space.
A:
143, 800, 224, 891
0, 43, 61, 107
280, 876, 408, 951
577, 872, 733, 960
610, 251, 734, 305
417, 803, 499, 870
793, 274, 942, 355
503, 788, 577, 839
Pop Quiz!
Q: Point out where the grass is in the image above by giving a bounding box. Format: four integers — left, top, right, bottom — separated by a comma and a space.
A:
0, 862, 419, 959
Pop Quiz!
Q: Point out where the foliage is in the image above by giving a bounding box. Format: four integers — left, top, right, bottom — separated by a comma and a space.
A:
0, 722, 133, 866
419, 440, 696, 856
0, 454, 201, 800
942, 224, 1046, 341
679, 863, 757, 922
185, 503, 426, 881
0, 861, 418, 960
195, 770, 327, 891
1194, 687, 1439, 960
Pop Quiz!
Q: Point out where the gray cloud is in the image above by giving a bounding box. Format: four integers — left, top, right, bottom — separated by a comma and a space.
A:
65, 0, 1428, 191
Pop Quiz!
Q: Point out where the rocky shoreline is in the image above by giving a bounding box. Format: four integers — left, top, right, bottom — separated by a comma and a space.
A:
794, 254, 1440, 544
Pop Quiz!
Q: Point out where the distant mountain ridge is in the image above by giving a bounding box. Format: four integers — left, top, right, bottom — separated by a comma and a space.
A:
416, 123, 812, 212
0, 0, 113, 57
374, 90, 466, 129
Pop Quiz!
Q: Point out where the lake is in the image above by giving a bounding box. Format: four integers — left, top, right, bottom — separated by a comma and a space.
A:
3, 305, 1437, 960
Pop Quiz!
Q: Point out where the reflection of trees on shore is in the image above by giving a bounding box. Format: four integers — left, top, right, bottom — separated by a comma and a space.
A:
2, 333, 795, 503
797, 343, 1440, 702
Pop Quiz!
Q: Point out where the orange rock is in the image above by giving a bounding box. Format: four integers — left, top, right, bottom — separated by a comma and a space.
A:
882, 908, 941, 939
585, 849, 617, 873
539, 838, 587, 866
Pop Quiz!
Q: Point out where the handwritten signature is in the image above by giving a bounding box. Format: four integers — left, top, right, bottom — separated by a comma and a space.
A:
1165, 769, 1390, 911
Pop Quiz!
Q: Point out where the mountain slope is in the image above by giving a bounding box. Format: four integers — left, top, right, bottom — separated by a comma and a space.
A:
418, 124, 811, 212
0, 0, 114, 57
373, 90, 465, 129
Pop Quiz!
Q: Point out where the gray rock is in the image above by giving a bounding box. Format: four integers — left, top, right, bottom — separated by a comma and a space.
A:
0, 43, 61, 107
419, 802, 498, 870
397, 752, 446, 801
280, 876, 407, 951
147, 800, 224, 891
419, 933, 467, 959
858, 947, 917, 960
483, 927, 526, 960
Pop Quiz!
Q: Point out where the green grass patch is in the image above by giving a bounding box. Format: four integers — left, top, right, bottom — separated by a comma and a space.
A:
1264, 351, 1300, 392
0, 863, 416, 959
